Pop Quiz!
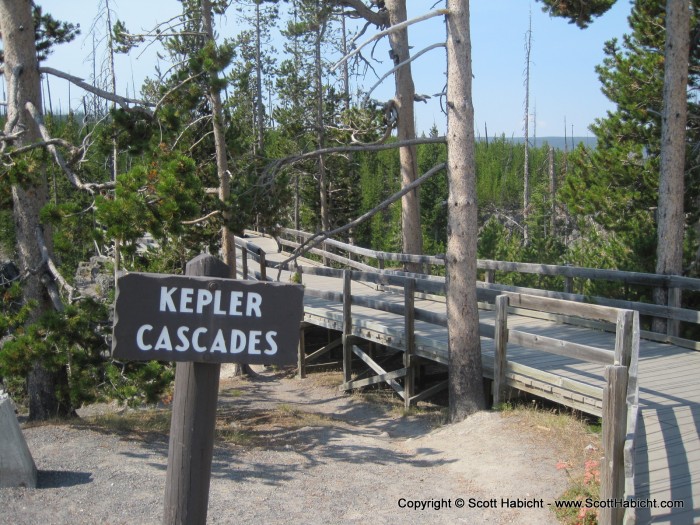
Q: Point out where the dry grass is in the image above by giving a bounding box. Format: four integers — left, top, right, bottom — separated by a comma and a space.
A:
498, 399, 602, 480
79, 409, 171, 439
497, 399, 602, 524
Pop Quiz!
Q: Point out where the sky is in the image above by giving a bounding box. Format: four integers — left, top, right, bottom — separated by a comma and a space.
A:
32, 0, 635, 138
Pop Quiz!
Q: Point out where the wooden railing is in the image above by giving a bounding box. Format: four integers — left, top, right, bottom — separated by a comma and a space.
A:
276, 227, 700, 349
239, 232, 641, 524
492, 293, 640, 525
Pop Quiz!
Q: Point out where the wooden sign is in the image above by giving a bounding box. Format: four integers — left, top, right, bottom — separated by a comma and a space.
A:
112, 271, 304, 365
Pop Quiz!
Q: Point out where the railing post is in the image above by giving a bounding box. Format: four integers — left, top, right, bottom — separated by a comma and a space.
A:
297, 325, 306, 379
563, 276, 573, 294
492, 294, 509, 406
259, 251, 266, 281
342, 270, 352, 384
485, 269, 495, 284
241, 245, 249, 280
404, 278, 416, 410
600, 364, 629, 525
667, 286, 681, 338
614, 310, 634, 368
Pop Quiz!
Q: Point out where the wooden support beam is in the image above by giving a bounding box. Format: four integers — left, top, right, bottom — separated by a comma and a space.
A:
404, 278, 416, 409
409, 380, 447, 404
340, 368, 408, 391
352, 345, 405, 398
306, 338, 343, 363
492, 294, 509, 406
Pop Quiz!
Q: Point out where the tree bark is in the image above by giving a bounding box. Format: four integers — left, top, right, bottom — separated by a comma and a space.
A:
445, 0, 485, 422
385, 0, 423, 271
0, 0, 71, 420
653, 0, 690, 334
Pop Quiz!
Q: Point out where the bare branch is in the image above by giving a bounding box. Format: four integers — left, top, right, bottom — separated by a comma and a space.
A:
364, 42, 446, 102
26, 102, 115, 194
336, 0, 389, 27
0, 128, 26, 154
36, 226, 81, 307
263, 136, 446, 182
39, 67, 154, 111
182, 210, 221, 225
331, 9, 449, 73
154, 72, 205, 114
173, 114, 212, 148
275, 162, 447, 277
6, 138, 78, 156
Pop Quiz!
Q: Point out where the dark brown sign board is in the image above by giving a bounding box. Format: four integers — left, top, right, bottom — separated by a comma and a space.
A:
112, 272, 304, 365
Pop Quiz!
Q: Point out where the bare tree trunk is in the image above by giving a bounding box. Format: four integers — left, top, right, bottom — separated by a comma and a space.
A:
445, 0, 485, 422
104, 0, 122, 281
341, 15, 350, 111
653, 0, 690, 335
522, 14, 532, 246
254, 0, 264, 154
549, 145, 556, 238
386, 0, 423, 271
200, 0, 235, 275
314, 13, 330, 233
0, 0, 71, 420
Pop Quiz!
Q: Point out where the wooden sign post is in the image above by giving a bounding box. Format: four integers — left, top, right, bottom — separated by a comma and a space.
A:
163, 255, 226, 525
112, 254, 304, 525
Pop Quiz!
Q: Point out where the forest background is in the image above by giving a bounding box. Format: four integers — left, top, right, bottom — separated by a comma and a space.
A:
0, 0, 697, 422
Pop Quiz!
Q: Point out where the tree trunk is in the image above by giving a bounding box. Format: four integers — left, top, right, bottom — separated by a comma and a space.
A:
549, 145, 556, 237
445, 0, 485, 422
523, 15, 532, 245
315, 18, 329, 233
386, 0, 423, 271
0, 0, 71, 420
200, 0, 236, 276
254, 0, 264, 154
653, 0, 690, 334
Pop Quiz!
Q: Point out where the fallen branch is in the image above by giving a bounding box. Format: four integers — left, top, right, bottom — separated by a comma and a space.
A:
275, 162, 447, 278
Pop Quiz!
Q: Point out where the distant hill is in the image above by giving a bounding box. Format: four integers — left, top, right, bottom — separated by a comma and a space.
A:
477, 136, 597, 150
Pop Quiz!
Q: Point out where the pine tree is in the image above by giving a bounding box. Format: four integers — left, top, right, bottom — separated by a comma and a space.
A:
561, 0, 699, 276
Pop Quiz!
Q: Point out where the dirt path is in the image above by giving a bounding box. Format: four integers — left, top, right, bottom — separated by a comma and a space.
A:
0, 369, 568, 525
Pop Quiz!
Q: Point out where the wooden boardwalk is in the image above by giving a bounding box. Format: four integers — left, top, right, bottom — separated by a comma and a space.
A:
242, 234, 699, 524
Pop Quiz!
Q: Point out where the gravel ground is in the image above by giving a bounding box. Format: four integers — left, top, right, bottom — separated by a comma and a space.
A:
0, 368, 568, 525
